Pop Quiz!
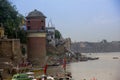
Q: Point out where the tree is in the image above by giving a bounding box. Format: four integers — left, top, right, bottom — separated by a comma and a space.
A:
55, 30, 61, 39
0, 0, 27, 43
18, 29, 27, 43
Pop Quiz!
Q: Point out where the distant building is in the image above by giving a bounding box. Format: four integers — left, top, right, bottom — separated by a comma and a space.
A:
46, 27, 55, 46
64, 38, 71, 50
26, 9, 46, 67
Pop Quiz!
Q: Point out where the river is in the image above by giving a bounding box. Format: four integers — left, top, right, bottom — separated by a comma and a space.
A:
70, 52, 120, 80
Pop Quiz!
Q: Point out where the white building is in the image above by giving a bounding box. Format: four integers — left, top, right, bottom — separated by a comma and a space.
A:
46, 27, 56, 46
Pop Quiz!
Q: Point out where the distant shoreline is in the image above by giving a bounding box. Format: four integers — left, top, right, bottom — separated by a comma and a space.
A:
82, 51, 120, 53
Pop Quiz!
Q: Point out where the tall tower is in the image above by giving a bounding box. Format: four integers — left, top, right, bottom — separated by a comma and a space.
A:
26, 9, 46, 67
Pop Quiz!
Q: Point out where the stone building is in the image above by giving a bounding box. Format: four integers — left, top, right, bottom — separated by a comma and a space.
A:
64, 38, 71, 50
26, 9, 46, 67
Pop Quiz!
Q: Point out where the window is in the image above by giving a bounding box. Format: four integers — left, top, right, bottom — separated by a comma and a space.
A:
27, 26, 31, 30
27, 20, 30, 23
51, 36, 53, 39
41, 20, 44, 22
41, 26, 44, 30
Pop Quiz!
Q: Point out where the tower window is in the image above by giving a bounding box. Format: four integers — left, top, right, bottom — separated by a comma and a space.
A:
41, 26, 44, 30
27, 26, 31, 30
41, 20, 44, 22
27, 20, 30, 23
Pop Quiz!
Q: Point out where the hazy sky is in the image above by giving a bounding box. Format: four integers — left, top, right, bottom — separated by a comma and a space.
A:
10, 0, 120, 42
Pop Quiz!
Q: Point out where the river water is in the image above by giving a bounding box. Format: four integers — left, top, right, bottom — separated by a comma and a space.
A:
70, 52, 120, 80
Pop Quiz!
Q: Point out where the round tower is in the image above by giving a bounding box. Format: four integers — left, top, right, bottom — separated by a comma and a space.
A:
26, 9, 46, 67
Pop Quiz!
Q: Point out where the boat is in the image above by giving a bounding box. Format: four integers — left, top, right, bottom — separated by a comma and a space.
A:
88, 57, 99, 60
113, 57, 119, 59
12, 73, 32, 80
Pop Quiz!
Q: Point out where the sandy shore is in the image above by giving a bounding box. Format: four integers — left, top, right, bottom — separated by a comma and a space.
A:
70, 52, 120, 80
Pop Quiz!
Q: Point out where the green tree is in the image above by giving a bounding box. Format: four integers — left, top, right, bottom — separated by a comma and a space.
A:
0, 0, 27, 43
55, 30, 61, 39
18, 29, 27, 43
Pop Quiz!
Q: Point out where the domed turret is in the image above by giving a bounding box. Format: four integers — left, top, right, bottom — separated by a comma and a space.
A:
26, 9, 46, 18
26, 9, 46, 30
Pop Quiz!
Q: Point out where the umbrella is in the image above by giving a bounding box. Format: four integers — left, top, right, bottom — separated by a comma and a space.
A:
47, 76, 54, 80
26, 72, 34, 75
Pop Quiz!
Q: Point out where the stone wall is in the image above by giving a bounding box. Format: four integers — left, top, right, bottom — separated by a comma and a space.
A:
0, 39, 22, 65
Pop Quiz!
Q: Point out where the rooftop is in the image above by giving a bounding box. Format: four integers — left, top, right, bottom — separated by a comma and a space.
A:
26, 9, 46, 18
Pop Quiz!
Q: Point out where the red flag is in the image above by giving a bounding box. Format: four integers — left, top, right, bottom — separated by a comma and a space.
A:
63, 58, 66, 70
43, 64, 48, 75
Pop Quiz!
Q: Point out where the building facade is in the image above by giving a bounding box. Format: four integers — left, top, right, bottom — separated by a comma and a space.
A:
26, 9, 46, 67
46, 27, 55, 46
